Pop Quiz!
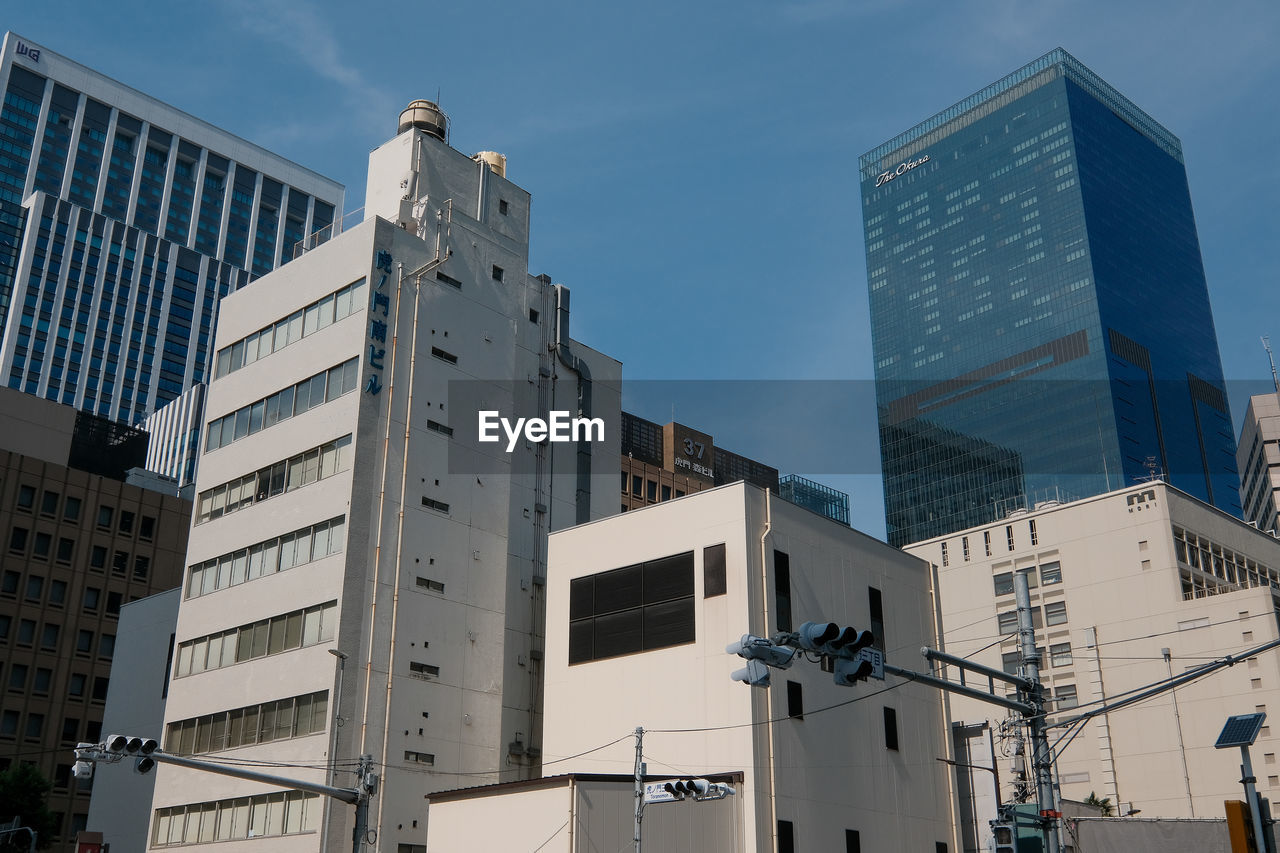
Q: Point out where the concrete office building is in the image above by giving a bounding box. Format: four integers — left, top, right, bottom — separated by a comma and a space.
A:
863, 48, 1239, 546
0, 33, 343, 429
541, 482, 956, 852
619, 411, 851, 525
1238, 392, 1280, 536
0, 387, 190, 851
151, 102, 621, 852
908, 482, 1280, 850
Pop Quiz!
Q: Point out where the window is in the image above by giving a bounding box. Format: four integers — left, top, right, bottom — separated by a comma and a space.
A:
68, 674, 86, 697
1040, 561, 1062, 585
100, 634, 116, 659
568, 551, 696, 664
846, 829, 861, 853
415, 577, 445, 594
32, 532, 51, 559
9, 664, 28, 690
24, 713, 44, 739
1029, 519, 1038, 545
430, 347, 457, 365
962, 536, 970, 561
118, 510, 135, 534
76, 630, 93, 654
491, 265, 504, 282
140, 515, 155, 539
90, 546, 107, 570
93, 677, 110, 701
16, 485, 36, 510
33, 668, 52, 694
17, 620, 34, 646
1006, 525, 1015, 551
409, 662, 439, 679
61, 718, 79, 743
984, 531, 992, 556
775, 551, 792, 632
83, 587, 101, 611
993, 572, 1013, 595
106, 591, 122, 615
1050, 643, 1072, 667
498, 199, 509, 215
1, 571, 18, 595
151, 791, 320, 846
9, 527, 28, 553
787, 680, 804, 719
883, 706, 899, 750
164, 691, 328, 754
528, 308, 539, 323
661, 485, 671, 501
941, 542, 949, 566
174, 602, 337, 677
777, 820, 795, 853
40, 624, 59, 650
421, 497, 450, 513
1055, 684, 1078, 710
41, 491, 60, 516
404, 750, 434, 765
97, 506, 114, 528
25, 576, 44, 602
64, 497, 82, 522
998, 611, 1018, 633
133, 555, 150, 580
646, 480, 657, 502
56, 538, 74, 563
631, 475, 642, 497
869, 586, 884, 651
1002, 651, 1020, 675
703, 543, 726, 598
1045, 601, 1068, 626
0, 711, 17, 736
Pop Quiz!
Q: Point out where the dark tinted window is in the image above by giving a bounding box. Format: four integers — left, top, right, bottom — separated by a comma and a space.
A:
569, 552, 695, 664
703, 544, 726, 598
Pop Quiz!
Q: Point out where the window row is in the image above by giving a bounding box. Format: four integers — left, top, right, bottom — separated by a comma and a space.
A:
165, 690, 328, 755
9, 527, 75, 563
997, 600, 1067, 633
1002, 642, 1072, 672
214, 278, 365, 380
993, 561, 1062, 595
195, 435, 352, 524
0, 571, 67, 605
186, 516, 346, 599
205, 358, 359, 452
12, 488, 153, 537
152, 791, 320, 847
174, 601, 337, 678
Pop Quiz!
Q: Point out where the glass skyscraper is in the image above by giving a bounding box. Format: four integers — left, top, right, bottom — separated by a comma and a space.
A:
0, 33, 343, 426
861, 48, 1239, 547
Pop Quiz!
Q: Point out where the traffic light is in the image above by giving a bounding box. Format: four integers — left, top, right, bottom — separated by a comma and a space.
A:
796, 621, 874, 658
991, 821, 1015, 853
105, 734, 158, 773
73, 742, 96, 780
834, 654, 874, 686
664, 778, 711, 799
727, 634, 796, 688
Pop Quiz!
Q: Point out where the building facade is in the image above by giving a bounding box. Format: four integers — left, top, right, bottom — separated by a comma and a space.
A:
0, 33, 343, 427
1238, 392, 1280, 535
0, 388, 191, 850
862, 48, 1239, 546
150, 104, 622, 852
909, 482, 1280, 850
542, 483, 956, 852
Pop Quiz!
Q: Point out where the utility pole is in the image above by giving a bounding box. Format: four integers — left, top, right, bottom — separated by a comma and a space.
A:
1015, 571, 1061, 853
633, 726, 644, 853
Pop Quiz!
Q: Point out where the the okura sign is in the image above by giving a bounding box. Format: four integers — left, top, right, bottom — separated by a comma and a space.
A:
875, 154, 930, 187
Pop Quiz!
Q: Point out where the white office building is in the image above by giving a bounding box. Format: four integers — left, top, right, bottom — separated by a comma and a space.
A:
910, 482, 1280, 850
0, 32, 343, 429
151, 103, 620, 851
534, 482, 956, 852
1239, 391, 1280, 536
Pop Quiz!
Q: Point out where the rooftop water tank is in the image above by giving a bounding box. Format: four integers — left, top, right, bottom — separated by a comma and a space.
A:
474, 151, 507, 177
398, 100, 448, 141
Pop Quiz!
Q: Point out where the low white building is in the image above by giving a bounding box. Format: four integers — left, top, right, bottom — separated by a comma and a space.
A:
909, 482, 1280, 849
529, 482, 956, 852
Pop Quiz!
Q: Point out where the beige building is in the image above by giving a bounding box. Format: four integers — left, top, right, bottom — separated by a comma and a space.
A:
534, 482, 956, 852
1239, 391, 1280, 535
908, 482, 1280, 849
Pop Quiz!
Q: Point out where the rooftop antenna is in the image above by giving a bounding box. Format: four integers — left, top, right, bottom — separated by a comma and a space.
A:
1264, 336, 1279, 393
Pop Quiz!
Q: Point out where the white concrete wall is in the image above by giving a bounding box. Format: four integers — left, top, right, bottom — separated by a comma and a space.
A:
543, 483, 955, 853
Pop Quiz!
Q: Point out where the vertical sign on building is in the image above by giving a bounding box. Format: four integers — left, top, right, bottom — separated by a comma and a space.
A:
366, 249, 393, 394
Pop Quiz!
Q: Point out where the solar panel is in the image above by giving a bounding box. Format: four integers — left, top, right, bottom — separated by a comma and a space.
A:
1215, 713, 1267, 749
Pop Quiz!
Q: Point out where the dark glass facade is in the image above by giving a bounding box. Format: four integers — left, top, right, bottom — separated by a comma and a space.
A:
0, 36, 342, 427
862, 49, 1239, 546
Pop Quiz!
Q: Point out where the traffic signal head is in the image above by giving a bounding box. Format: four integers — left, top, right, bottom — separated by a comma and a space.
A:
135, 756, 156, 774
731, 659, 774, 687
726, 635, 796, 669
991, 822, 1015, 853
105, 734, 158, 755
105, 734, 129, 753
663, 778, 712, 799
834, 655, 875, 686
797, 622, 874, 657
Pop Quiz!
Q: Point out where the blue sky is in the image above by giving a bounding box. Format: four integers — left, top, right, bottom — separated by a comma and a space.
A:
10, 1, 1279, 536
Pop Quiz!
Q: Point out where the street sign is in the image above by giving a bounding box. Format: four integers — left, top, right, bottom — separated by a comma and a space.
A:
857, 647, 885, 680
643, 781, 680, 804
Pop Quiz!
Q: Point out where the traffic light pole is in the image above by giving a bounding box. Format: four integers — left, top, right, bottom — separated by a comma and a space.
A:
633, 726, 644, 853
